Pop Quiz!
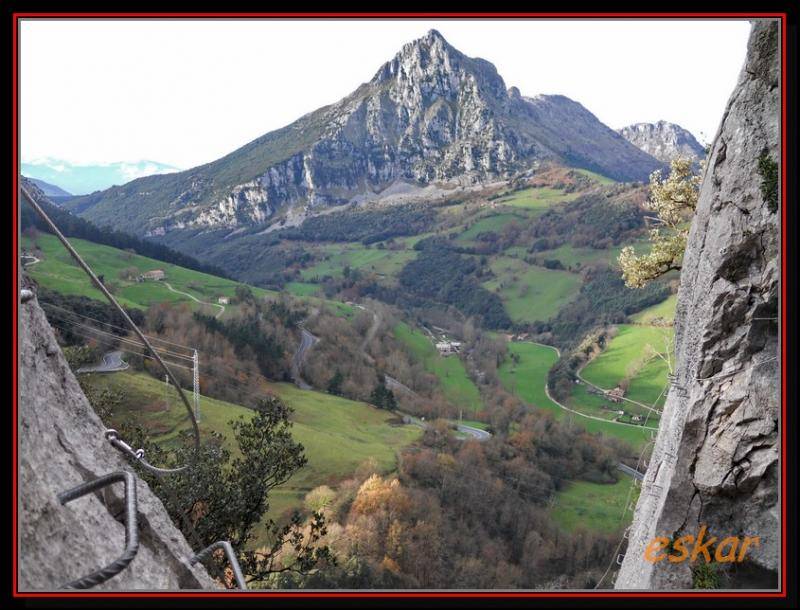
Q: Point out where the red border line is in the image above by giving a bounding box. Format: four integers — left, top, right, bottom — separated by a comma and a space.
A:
12, 11, 788, 600
12, 7, 19, 599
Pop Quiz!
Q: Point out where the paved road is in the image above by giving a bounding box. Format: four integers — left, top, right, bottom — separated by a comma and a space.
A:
385, 374, 416, 396
22, 254, 40, 267
77, 350, 129, 374
163, 281, 225, 319
456, 424, 491, 441
291, 326, 319, 390
617, 462, 645, 481
359, 308, 381, 365
514, 340, 659, 432
400, 411, 491, 443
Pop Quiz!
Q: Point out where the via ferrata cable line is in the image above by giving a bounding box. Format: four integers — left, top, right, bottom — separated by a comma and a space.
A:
21, 185, 200, 475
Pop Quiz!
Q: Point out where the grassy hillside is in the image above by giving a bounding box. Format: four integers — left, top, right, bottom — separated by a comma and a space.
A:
498, 342, 561, 417
456, 213, 525, 242
630, 294, 677, 324
22, 233, 275, 313
82, 370, 420, 545
22, 232, 358, 319
550, 477, 637, 533
483, 256, 582, 323
499, 341, 652, 452
300, 243, 417, 282
394, 322, 483, 413
494, 186, 579, 211
581, 324, 674, 406
572, 168, 618, 185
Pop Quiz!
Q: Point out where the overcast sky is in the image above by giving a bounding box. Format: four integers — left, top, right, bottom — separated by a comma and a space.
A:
20, 18, 753, 170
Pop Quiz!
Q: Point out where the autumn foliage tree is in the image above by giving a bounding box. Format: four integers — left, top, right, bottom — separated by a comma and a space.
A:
619, 157, 701, 288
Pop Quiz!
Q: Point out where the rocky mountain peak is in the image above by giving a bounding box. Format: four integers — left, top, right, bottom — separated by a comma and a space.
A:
65, 30, 663, 237
617, 120, 706, 164
371, 29, 507, 102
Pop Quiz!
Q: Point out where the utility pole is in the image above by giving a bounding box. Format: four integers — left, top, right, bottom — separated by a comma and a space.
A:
193, 349, 200, 423
164, 374, 169, 412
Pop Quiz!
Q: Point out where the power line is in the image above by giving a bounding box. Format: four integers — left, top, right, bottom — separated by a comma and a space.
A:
48, 320, 195, 369
48, 321, 194, 372
43, 307, 195, 361
39, 301, 196, 353
22, 184, 200, 474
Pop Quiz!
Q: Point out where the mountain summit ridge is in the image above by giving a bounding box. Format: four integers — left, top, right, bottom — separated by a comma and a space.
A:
65, 30, 663, 238
617, 120, 706, 164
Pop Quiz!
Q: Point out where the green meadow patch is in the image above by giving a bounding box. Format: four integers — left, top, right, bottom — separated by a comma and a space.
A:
499, 342, 652, 452
572, 168, 618, 186
483, 256, 582, 323
630, 294, 677, 325
550, 477, 637, 533
22, 233, 275, 312
456, 213, 525, 242
81, 370, 420, 546
300, 243, 417, 282
498, 342, 561, 417
495, 186, 579, 212
393, 322, 483, 413
580, 324, 674, 406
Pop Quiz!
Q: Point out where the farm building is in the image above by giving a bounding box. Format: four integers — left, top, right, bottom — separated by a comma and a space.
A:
435, 341, 462, 356
138, 269, 166, 281
218, 296, 230, 305
605, 387, 626, 403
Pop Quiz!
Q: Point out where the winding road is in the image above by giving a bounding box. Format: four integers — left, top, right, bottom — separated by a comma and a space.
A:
400, 411, 491, 442
22, 254, 40, 267
522, 340, 659, 432
291, 326, 319, 390
516, 340, 649, 479
77, 350, 129, 374
162, 281, 225, 319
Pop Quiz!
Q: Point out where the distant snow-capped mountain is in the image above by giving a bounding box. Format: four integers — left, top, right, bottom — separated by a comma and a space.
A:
21, 158, 180, 195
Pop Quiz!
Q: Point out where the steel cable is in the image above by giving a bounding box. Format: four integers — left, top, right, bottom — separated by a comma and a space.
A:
22, 185, 200, 474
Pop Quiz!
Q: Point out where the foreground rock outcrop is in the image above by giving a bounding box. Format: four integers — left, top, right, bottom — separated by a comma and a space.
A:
18, 280, 216, 590
616, 19, 780, 590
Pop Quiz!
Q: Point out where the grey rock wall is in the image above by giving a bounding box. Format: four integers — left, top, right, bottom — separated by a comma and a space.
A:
616, 19, 780, 590
18, 280, 217, 591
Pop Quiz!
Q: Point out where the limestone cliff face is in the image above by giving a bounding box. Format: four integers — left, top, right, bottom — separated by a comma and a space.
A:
18, 280, 216, 591
616, 20, 780, 590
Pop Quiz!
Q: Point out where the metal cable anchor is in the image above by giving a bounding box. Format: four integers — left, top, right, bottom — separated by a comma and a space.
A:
105, 429, 145, 460
57, 471, 139, 589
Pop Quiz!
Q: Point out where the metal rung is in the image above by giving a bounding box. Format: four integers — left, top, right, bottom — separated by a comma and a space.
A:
190, 541, 248, 590
57, 471, 138, 589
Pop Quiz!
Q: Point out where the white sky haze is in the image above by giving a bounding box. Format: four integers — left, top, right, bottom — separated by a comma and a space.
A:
20, 18, 753, 169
